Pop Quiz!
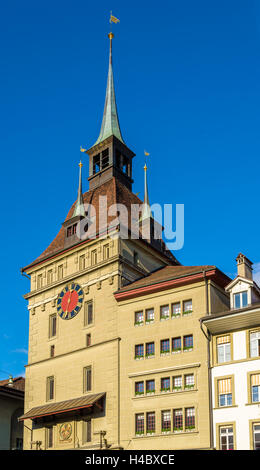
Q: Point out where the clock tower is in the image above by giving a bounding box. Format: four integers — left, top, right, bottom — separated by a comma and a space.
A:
20, 31, 178, 450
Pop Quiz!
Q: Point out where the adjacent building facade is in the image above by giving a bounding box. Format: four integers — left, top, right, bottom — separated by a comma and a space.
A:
201, 254, 260, 450
0, 376, 25, 450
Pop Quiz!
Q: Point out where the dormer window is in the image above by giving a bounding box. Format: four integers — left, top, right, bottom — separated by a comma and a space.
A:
67, 224, 77, 238
234, 291, 248, 309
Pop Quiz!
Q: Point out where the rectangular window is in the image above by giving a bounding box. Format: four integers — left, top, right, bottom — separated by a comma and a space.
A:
250, 331, 260, 358
184, 374, 194, 389
84, 366, 92, 392
172, 337, 181, 352
251, 374, 260, 403
46, 376, 54, 401
160, 339, 170, 354
37, 274, 43, 289
135, 311, 144, 325
160, 305, 169, 320
218, 378, 232, 407
161, 410, 171, 432
84, 301, 93, 326
173, 376, 182, 391
57, 265, 63, 280
217, 335, 231, 363
146, 380, 155, 394
173, 409, 183, 431
172, 302, 181, 317
161, 377, 170, 392
101, 149, 109, 169
86, 334, 91, 347
253, 424, 260, 450
219, 426, 234, 450
83, 419, 91, 443
145, 308, 154, 323
234, 291, 248, 309
93, 154, 101, 174
103, 244, 109, 260
50, 345, 55, 358
146, 412, 155, 434
47, 270, 53, 285
183, 334, 193, 350
146, 342, 155, 357
135, 414, 144, 435
79, 254, 85, 270
91, 250, 97, 266
49, 314, 57, 338
183, 300, 192, 314
135, 381, 144, 395
185, 407, 195, 430
46, 426, 53, 448
135, 344, 144, 359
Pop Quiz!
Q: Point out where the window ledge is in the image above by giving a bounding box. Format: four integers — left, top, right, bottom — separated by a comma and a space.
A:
214, 405, 238, 410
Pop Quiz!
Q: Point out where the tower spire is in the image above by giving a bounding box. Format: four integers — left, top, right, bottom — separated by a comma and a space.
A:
140, 163, 152, 221
72, 161, 85, 217
94, 32, 124, 146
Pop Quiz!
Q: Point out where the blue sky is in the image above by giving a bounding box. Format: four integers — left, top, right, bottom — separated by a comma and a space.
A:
1, 0, 260, 379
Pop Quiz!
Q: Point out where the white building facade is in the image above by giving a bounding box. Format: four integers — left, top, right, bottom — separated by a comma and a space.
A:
202, 254, 260, 450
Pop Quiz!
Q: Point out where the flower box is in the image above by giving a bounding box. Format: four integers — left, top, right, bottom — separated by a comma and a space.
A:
134, 321, 144, 326
135, 355, 144, 360
172, 348, 181, 353
183, 310, 193, 315
173, 386, 182, 392
145, 319, 154, 324
184, 385, 194, 390
172, 314, 180, 319
135, 391, 144, 396
183, 347, 193, 352
145, 353, 155, 358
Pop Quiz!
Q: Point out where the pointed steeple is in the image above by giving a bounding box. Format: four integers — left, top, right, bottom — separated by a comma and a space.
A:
94, 33, 124, 146
140, 164, 152, 221
72, 161, 85, 217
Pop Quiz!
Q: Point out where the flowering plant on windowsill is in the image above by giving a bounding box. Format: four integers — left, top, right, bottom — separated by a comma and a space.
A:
146, 430, 155, 435
135, 355, 144, 360
185, 425, 195, 431
161, 428, 171, 433
145, 353, 155, 358
160, 387, 170, 392
161, 350, 170, 355
174, 427, 183, 432
172, 348, 181, 353
146, 390, 155, 394
160, 315, 169, 320
135, 391, 144, 396
183, 346, 193, 351
135, 431, 144, 436
173, 386, 182, 392
184, 384, 194, 390
183, 310, 193, 315
145, 318, 154, 324
172, 313, 180, 318
134, 321, 143, 326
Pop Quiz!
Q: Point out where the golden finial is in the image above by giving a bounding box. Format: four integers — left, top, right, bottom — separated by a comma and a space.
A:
79, 160, 83, 168
108, 32, 114, 40
144, 164, 147, 171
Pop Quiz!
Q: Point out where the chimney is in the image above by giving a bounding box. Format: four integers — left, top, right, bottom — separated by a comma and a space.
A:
236, 253, 253, 280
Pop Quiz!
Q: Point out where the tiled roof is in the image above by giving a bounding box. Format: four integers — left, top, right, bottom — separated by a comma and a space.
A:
22, 177, 178, 271
117, 265, 218, 292
19, 392, 105, 421
0, 376, 25, 392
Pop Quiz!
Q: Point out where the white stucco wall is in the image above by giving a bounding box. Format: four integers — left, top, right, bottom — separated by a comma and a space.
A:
212, 330, 260, 449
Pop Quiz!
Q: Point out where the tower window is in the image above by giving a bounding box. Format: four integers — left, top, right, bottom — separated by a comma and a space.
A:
101, 149, 109, 169
84, 366, 92, 392
93, 154, 101, 174
46, 376, 54, 401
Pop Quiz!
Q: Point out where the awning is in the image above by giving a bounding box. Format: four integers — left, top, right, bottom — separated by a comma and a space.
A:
19, 392, 105, 421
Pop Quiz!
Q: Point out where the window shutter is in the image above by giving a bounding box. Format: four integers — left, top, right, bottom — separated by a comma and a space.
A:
218, 378, 231, 394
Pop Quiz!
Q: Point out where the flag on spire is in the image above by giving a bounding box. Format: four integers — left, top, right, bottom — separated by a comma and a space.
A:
110, 13, 120, 24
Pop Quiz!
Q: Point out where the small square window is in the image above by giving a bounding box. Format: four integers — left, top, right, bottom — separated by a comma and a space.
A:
160, 305, 169, 320
173, 375, 182, 391
172, 337, 181, 352
145, 308, 154, 323
160, 339, 170, 354
135, 344, 144, 359
172, 303, 181, 317
183, 300, 192, 314
135, 311, 144, 326
135, 381, 144, 395
146, 380, 155, 394
161, 377, 170, 392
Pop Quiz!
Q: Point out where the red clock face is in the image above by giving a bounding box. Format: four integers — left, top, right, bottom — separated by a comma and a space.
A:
57, 283, 84, 320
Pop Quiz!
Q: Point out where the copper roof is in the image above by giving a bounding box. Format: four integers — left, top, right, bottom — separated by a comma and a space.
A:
22, 177, 178, 272
19, 392, 105, 421
116, 265, 218, 292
